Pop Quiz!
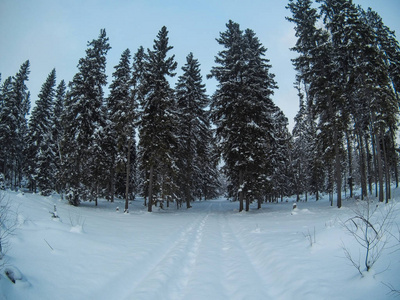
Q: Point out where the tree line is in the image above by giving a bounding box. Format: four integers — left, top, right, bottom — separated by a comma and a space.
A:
287, 0, 400, 207
1, 0, 399, 212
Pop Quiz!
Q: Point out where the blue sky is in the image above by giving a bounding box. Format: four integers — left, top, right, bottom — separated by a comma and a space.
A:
1, 0, 399, 129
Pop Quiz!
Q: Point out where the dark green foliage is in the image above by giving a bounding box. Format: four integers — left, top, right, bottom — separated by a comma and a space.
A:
52, 80, 66, 193
26, 69, 57, 195
175, 52, 219, 207
287, 0, 400, 204
209, 21, 278, 211
138, 26, 178, 212
61, 29, 111, 206
105, 48, 138, 210
0, 61, 30, 189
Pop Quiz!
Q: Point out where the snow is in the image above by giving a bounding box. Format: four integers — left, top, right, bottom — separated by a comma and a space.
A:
1, 190, 399, 300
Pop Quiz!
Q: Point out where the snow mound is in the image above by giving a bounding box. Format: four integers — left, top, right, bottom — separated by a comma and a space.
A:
70, 225, 83, 234
17, 214, 26, 226
4, 266, 30, 288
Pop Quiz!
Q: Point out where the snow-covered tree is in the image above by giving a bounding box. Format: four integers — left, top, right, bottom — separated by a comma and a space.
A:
0, 61, 30, 190
0, 76, 14, 178
175, 52, 218, 207
138, 26, 179, 212
52, 80, 66, 194
287, 0, 399, 205
209, 21, 278, 211
61, 29, 111, 206
26, 69, 57, 195
106, 48, 138, 211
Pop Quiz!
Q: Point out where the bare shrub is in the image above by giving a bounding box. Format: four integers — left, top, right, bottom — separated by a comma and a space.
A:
0, 191, 18, 269
341, 198, 396, 276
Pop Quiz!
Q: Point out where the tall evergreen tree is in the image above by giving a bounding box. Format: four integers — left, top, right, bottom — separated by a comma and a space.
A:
0, 61, 30, 189
291, 88, 308, 201
0, 76, 14, 178
288, 0, 347, 207
61, 29, 111, 206
52, 80, 66, 194
26, 69, 57, 195
209, 21, 278, 211
106, 48, 138, 211
269, 106, 292, 203
288, 0, 399, 205
360, 7, 400, 200
175, 52, 215, 207
138, 26, 178, 212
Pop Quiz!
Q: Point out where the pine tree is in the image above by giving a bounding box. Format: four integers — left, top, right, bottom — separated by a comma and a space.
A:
138, 26, 178, 212
26, 69, 57, 195
0, 61, 30, 190
175, 52, 213, 207
61, 29, 111, 206
209, 21, 278, 211
52, 80, 66, 194
0, 76, 14, 178
106, 48, 138, 211
360, 7, 400, 200
286, 0, 327, 202
288, 0, 399, 205
288, 0, 348, 207
291, 88, 308, 201
269, 106, 292, 204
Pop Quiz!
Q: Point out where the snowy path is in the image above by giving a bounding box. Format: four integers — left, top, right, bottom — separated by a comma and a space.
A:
2, 191, 400, 300
123, 201, 276, 300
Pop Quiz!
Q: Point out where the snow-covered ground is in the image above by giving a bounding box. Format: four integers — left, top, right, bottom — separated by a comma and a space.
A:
0, 189, 399, 300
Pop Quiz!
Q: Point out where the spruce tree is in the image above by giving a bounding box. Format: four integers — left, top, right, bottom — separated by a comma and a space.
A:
61, 29, 111, 206
291, 89, 308, 201
209, 21, 277, 211
288, 0, 399, 205
0, 61, 31, 189
106, 48, 138, 211
360, 7, 400, 200
175, 52, 213, 207
52, 80, 66, 194
138, 26, 178, 212
270, 106, 292, 203
0, 76, 14, 178
26, 69, 57, 195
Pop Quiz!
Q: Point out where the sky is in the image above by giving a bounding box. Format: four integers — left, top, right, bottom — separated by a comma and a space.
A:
1, 0, 399, 130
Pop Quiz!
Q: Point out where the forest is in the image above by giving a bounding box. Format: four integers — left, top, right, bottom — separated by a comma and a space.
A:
0, 0, 399, 213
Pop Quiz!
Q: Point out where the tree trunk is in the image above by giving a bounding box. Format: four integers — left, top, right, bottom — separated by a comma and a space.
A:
365, 134, 373, 195
392, 134, 399, 188
125, 143, 131, 213
239, 169, 244, 212
373, 120, 384, 203
346, 130, 353, 198
334, 143, 342, 208
331, 112, 342, 208
95, 184, 98, 206
148, 164, 154, 212
370, 132, 379, 198
382, 135, 390, 203
357, 132, 367, 199
110, 159, 115, 203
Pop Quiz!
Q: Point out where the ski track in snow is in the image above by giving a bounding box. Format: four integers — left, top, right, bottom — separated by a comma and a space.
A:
126, 202, 275, 300
124, 210, 211, 299
94, 201, 279, 300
